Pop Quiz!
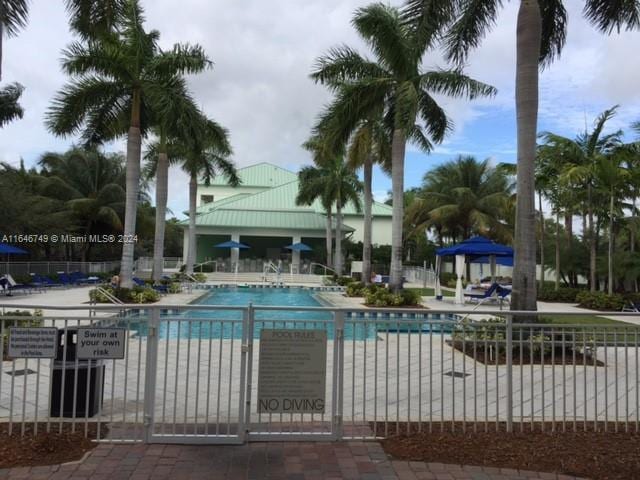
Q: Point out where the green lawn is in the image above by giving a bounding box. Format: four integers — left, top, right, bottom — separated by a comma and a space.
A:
407, 287, 455, 297
539, 314, 627, 326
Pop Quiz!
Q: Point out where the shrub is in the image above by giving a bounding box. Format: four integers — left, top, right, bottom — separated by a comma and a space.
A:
332, 275, 355, 286
192, 273, 207, 283
346, 281, 366, 297
364, 287, 421, 307
575, 291, 625, 311
90, 286, 159, 304
537, 286, 582, 303
168, 282, 182, 294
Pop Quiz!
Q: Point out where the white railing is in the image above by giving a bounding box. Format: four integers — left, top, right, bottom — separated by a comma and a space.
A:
1, 305, 640, 444
309, 262, 337, 276
403, 265, 436, 287
135, 257, 183, 272
0, 261, 120, 276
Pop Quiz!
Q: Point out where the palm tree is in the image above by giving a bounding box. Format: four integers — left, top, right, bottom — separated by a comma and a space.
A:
296, 149, 363, 276
144, 78, 203, 281
543, 106, 622, 291
46, 0, 211, 288
408, 156, 513, 243
0, 81, 22, 126
38, 148, 126, 261
593, 153, 630, 294
175, 116, 238, 275
0, 0, 28, 80
345, 117, 391, 284
404, 0, 640, 311
311, 3, 495, 291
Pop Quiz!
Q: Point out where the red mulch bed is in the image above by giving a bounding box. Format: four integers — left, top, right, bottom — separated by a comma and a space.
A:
0, 423, 99, 468
380, 423, 640, 480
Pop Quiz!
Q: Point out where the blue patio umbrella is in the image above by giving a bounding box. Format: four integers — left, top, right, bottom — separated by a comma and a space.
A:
284, 242, 312, 252
0, 243, 28, 254
471, 255, 514, 267
214, 240, 250, 249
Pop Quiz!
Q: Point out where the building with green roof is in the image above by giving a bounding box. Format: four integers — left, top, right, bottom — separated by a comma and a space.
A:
182, 163, 392, 271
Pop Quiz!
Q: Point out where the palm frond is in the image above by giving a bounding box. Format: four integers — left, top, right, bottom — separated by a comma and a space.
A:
0, 82, 24, 127
310, 45, 389, 88
444, 0, 502, 65
583, 0, 640, 33
0, 0, 29, 36
539, 0, 568, 66
420, 68, 497, 99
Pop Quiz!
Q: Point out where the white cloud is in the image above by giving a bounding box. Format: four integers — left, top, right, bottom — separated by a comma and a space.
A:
1, 0, 639, 218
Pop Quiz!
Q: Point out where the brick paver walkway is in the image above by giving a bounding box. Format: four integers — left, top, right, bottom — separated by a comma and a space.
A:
0, 442, 587, 480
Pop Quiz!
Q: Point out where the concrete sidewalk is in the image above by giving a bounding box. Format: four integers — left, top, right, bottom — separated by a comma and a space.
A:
0, 442, 586, 480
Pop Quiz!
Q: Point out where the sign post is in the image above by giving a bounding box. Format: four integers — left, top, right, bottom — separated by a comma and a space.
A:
8, 327, 57, 358
257, 329, 327, 414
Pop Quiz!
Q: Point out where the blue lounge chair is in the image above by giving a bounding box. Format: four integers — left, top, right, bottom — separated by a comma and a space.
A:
1, 274, 34, 295
69, 271, 90, 285
57, 273, 75, 287
33, 274, 63, 288
465, 282, 500, 302
152, 284, 169, 295
132, 277, 147, 287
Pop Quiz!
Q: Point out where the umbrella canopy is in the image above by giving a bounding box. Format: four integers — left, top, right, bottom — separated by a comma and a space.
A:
214, 240, 250, 249
285, 242, 312, 252
436, 236, 513, 257
0, 243, 28, 254
471, 255, 514, 267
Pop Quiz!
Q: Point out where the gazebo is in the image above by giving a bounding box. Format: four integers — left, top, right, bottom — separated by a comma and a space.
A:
435, 236, 513, 304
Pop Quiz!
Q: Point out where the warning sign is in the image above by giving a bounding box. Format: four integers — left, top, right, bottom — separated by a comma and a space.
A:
77, 328, 126, 359
257, 329, 327, 414
8, 327, 57, 358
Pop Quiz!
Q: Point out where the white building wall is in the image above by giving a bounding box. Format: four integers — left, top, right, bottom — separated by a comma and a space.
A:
343, 215, 392, 245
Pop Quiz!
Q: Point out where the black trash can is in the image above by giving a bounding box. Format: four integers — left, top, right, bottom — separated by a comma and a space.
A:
50, 328, 105, 418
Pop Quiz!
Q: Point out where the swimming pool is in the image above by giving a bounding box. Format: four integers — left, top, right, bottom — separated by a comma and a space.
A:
126, 287, 456, 340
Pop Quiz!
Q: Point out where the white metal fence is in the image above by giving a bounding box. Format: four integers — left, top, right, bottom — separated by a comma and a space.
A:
402, 266, 436, 286
0, 261, 120, 276
1, 304, 640, 444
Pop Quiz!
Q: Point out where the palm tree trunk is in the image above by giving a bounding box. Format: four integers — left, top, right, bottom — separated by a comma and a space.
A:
511, 0, 541, 315
362, 156, 373, 285
555, 211, 560, 291
335, 204, 343, 276
389, 128, 407, 293
0, 21, 3, 82
152, 150, 169, 281
325, 206, 333, 269
119, 90, 142, 288
608, 192, 614, 295
587, 184, 596, 292
631, 197, 637, 292
185, 172, 198, 275
538, 192, 545, 287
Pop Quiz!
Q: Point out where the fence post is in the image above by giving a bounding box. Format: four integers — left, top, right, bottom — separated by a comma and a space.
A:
333, 310, 345, 440
506, 314, 513, 433
143, 307, 160, 442
244, 303, 255, 440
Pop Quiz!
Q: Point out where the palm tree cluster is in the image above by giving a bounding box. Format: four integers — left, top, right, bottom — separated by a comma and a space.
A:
302, 3, 495, 291
300, 0, 639, 307
536, 107, 640, 294
0, 148, 185, 262
43, 0, 239, 286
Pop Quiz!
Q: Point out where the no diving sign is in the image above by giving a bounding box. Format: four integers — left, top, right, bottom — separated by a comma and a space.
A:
77, 328, 126, 359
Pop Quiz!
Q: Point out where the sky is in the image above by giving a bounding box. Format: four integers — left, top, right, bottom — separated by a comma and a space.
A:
1, 1, 639, 218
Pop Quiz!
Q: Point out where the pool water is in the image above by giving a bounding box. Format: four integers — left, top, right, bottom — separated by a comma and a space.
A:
126, 287, 455, 340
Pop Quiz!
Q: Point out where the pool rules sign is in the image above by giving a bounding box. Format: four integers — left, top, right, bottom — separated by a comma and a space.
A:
258, 329, 327, 414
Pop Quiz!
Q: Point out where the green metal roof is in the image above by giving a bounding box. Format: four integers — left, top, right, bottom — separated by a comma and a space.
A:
199, 179, 392, 216
192, 209, 354, 231
183, 163, 392, 230
204, 162, 297, 187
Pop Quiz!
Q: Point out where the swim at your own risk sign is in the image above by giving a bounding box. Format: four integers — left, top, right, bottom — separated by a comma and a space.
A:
77, 328, 126, 359
258, 329, 327, 414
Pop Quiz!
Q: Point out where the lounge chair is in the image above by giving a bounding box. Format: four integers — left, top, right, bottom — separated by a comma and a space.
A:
465, 282, 500, 302
132, 277, 147, 287
69, 271, 91, 285
31, 274, 63, 288
0, 274, 33, 295
623, 301, 640, 312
